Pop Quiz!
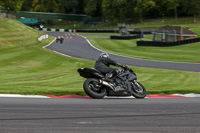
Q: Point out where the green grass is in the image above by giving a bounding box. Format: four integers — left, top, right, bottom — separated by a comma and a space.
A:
82, 17, 200, 63
0, 19, 89, 95
0, 47, 92, 95
88, 36, 200, 63
0, 18, 200, 95
131, 67, 200, 94
129, 17, 200, 29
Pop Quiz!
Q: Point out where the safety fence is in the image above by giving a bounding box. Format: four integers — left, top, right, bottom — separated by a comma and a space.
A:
0, 13, 16, 20
1, 10, 102, 25
76, 29, 117, 33
35, 28, 76, 32
137, 37, 200, 47
1, 10, 86, 20
110, 35, 141, 40
0, 13, 6, 20
76, 29, 152, 34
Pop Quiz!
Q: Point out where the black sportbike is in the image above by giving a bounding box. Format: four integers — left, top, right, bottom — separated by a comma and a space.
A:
77, 66, 146, 99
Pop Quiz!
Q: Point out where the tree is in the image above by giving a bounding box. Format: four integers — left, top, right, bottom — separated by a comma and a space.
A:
59, 0, 79, 14
185, 0, 200, 23
102, 0, 128, 23
84, 0, 102, 17
150, 0, 168, 17
167, 0, 180, 24
115, 0, 130, 22
134, 0, 155, 23
101, 0, 116, 23
21, 0, 33, 11
0, 0, 24, 13
84, 0, 97, 16
31, 0, 59, 13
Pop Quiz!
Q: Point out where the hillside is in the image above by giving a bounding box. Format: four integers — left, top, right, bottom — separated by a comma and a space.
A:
0, 19, 96, 95
0, 19, 45, 48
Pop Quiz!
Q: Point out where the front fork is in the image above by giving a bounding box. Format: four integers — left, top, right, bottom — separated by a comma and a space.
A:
133, 80, 143, 93
127, 80, 143, 93
133, 80, 140, 87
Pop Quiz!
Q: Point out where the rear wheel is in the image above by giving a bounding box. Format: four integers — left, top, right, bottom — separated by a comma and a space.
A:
130, 81, 146, 99
83, 78, 106, 99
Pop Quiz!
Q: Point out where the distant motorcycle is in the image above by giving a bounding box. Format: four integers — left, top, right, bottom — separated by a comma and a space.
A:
56, 36, 64, 44
77, 66, 146, 99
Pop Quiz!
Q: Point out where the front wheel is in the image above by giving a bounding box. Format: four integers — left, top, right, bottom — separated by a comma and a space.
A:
130, 81, 146, 99
83, 78, 106, 99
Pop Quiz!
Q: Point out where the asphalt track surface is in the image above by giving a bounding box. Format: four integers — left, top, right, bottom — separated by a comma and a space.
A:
0, 97, 200, 133
45, 32, 200, 72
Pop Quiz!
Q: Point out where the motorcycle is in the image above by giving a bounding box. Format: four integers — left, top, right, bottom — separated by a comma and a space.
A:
56, 37, 64, 44
77, 66, 146, 99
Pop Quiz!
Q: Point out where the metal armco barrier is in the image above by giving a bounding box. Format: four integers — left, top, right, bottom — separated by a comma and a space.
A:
110, 35, 141, 40
35, 28, 76, 32
76, 29, 152, 34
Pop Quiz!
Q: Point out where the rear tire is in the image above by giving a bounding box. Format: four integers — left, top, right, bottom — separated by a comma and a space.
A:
131, 82, 146, 99
83, 78, 106, 99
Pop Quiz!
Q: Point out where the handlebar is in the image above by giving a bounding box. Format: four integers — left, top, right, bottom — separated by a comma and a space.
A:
120, 66, 130, 73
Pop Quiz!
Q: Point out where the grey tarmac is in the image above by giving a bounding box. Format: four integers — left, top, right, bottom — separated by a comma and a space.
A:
45, 32, 200, 72
0, 97, 200, 133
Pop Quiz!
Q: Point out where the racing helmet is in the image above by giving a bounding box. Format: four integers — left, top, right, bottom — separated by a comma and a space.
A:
100, 52, 109, 58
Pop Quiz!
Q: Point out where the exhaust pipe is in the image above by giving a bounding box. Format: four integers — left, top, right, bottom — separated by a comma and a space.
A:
100, 80, 115, 91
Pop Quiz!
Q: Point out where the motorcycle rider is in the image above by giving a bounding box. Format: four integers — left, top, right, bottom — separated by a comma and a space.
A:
94, 53, 127, 80
60, 36, 64, 44
56, 36, 61, 43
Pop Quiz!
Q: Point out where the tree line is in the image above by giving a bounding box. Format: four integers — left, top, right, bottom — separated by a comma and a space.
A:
1, 0, 200, 23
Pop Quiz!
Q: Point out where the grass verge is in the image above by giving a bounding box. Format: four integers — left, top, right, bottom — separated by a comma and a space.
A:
88, 37, 200, 63
0, 19, 199, 95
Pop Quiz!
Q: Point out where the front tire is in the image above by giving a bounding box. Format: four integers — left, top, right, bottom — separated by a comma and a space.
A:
131, 82, 146, 99
83, 78, 106, 99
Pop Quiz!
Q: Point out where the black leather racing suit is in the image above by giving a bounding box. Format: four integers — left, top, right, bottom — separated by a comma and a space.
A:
94, 57, 122, 75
